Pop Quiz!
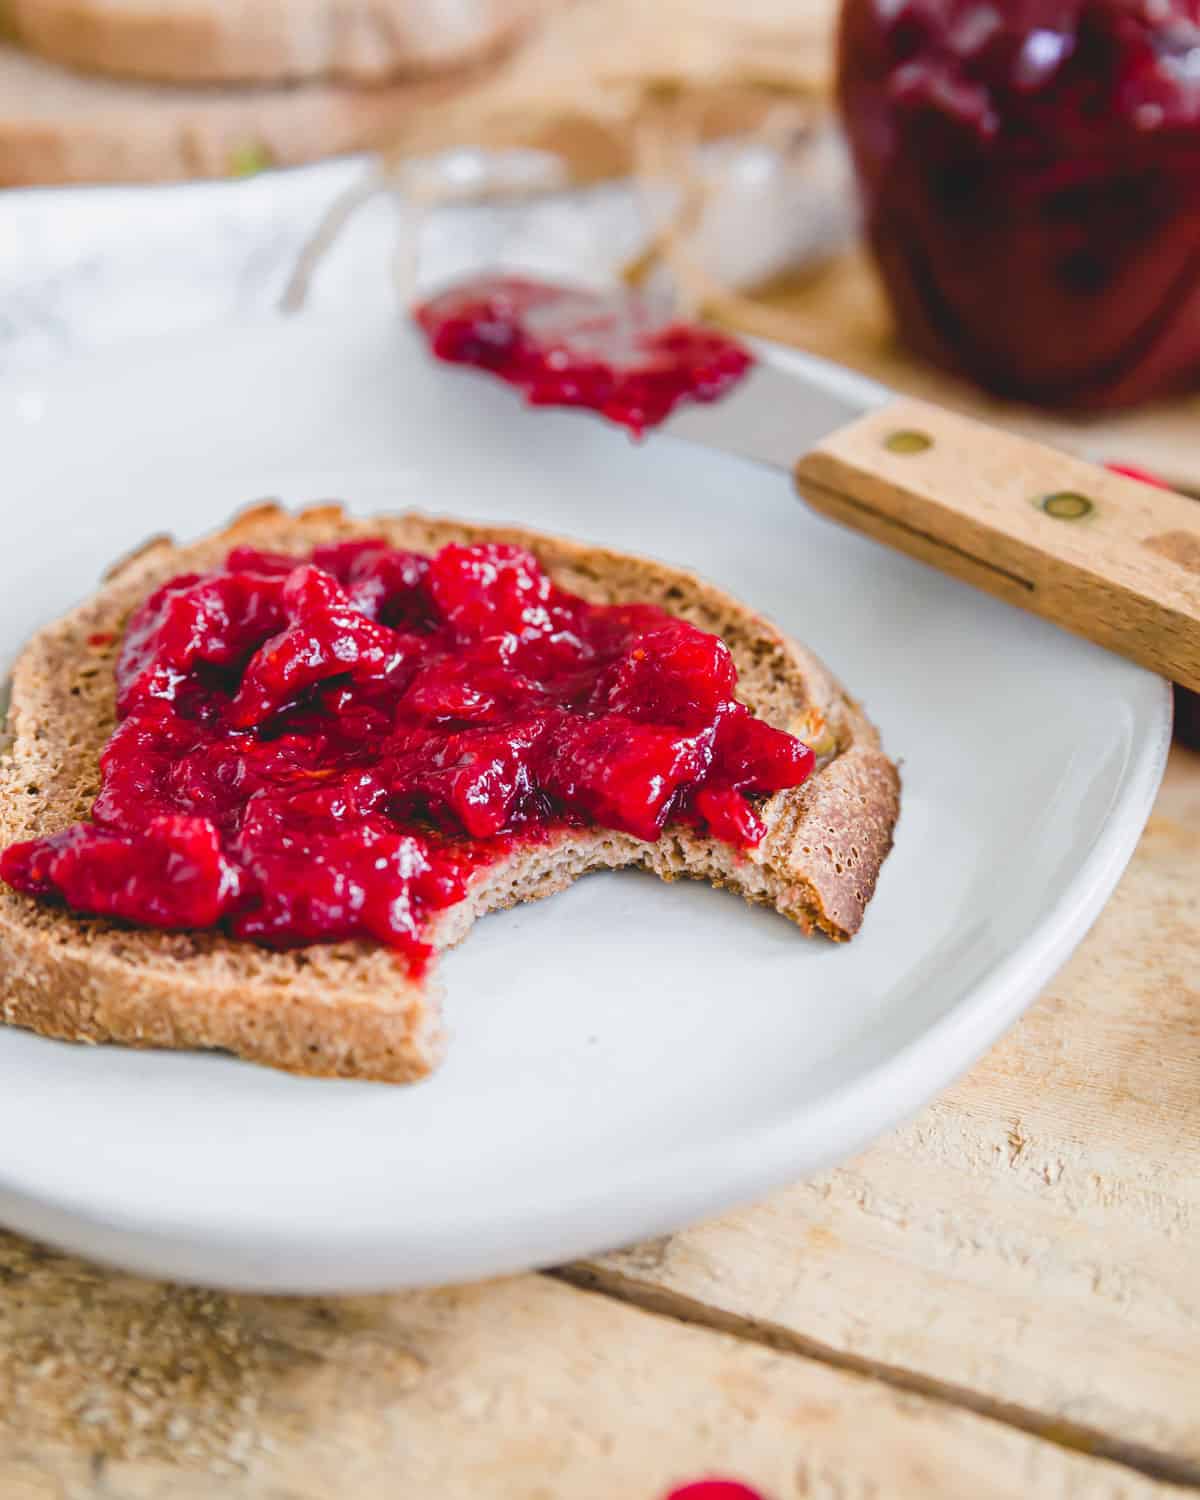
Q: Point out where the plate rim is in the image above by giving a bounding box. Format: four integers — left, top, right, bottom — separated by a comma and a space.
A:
0, 315, 1174, 1290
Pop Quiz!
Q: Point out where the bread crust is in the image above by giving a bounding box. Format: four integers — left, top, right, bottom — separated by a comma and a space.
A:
0, 40, 506, 187
0, 503, 900, 1081
5, 0, 534, 85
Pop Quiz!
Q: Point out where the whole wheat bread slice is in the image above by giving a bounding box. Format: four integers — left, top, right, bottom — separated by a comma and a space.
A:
0, 39, 509, 186
4, 0, 536, 84
0, 503, 900, 1082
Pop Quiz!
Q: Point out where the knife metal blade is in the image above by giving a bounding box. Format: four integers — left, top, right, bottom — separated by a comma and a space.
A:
665, 353, 888, 475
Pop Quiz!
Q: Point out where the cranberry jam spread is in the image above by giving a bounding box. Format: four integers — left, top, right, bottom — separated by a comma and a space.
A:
1, 540, 814, 969
415, 276, 755, 436
838, 0, 1200, 407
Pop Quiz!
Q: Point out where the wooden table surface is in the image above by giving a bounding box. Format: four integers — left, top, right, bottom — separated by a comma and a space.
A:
4, 297, 1199, 1500
3, 1, 1199, 1479
0, 744, 1195, 1498
3, 281, 1200, 1500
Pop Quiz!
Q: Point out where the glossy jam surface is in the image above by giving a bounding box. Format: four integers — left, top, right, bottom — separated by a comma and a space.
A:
414, 277, 755, 436
1, 541, 813, 967
838, 0, 1200, 407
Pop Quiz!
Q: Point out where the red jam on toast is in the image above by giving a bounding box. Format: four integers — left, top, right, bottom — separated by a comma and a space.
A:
2, 541, 813, 969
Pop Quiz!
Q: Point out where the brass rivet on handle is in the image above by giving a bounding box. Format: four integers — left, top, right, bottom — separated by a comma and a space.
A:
1040, 491, 1094, 521
884, 429, 933, 455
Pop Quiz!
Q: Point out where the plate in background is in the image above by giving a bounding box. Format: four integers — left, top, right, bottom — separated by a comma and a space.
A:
0, 316, 1171, 1290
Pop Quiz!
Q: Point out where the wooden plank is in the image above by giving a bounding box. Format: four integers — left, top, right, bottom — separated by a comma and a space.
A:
584, 745, 1200, 1472
0, 1239, 1188, 1499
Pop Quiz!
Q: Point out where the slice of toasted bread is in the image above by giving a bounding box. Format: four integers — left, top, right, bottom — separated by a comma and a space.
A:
4, 0, 536, 85
0, 40, 505, 186
0, 503, 900, 1082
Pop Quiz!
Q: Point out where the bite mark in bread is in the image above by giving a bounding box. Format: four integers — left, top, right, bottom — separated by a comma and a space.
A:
0, 504, 900, 1082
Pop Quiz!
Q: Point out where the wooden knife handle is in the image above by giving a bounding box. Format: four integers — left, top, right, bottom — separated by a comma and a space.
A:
793, 396, 1200, 691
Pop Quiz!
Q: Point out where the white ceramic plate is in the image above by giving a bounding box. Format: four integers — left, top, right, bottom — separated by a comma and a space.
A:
0, 317, 1170, 1292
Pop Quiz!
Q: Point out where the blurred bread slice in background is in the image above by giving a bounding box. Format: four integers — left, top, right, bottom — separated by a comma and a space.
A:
2, 0, 537, 84
0, 0, 837, 187
0, 41, 495, 184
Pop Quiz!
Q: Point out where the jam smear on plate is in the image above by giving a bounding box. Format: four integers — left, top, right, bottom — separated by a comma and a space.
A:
1, 541, 814, 970
415, 277, 755, 437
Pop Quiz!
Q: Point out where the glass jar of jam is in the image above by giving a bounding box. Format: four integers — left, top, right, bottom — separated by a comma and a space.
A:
836, 0, 1200, 409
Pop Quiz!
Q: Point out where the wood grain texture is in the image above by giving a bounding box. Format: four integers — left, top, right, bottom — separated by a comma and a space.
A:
794, 398, 1200, 689
583, 745, 1200, 1475
2, 1, 1195, 1492
0, 762, 1192, 1498
0, 1241, 1190, 1499
0, 722, 1192, 1500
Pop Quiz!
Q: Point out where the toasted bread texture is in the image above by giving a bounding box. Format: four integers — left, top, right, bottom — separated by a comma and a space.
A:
0, 39, 508, 186
4, 0, 536, 85
0, 504, 900, 1082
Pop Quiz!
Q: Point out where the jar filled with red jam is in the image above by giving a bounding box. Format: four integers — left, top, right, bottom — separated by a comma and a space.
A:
836, 0, 1200, 408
